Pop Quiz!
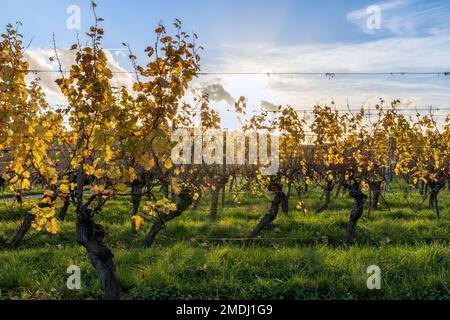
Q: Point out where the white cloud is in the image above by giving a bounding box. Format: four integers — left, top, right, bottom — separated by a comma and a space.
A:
24, 33, 450, 130
346, 0, 450, 36
261, 100, 279, 112
196, 34, 450, 124
190, 80, 236, 105
24, 48, 134, 105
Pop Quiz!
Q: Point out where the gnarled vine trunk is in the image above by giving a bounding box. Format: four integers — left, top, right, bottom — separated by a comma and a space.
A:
0, 177, 6, 191
209, 189, 220, 221
317, 180, 333, 213
335, 178, 344, 199
15, 194, 23, 205
208, 177, 227, 221
344, 183, 368, 245
131, 180, 144, 216
161, 180, 169, 198
76, 208, 120, 300
10, 213, 34, 248
428, 182, 443, 219
58, 199, 71, 221
143, 190, 193, 247
370, 181, 382, 210
245, 182, 288, 245
420, 181, 426, 199
287, 180, 292, 199
221, 184, 226, 209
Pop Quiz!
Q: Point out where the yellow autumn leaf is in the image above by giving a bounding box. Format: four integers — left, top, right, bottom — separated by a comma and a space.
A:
44, 189, 55, 197
41, 196, 52, 204
168, 203, 177, 212
305, 177, 311, 185
22, 178, 31, 190
142, 158, 156, 171
60, 184, 70, 194
123, 167, 137, 182
91, 185, 105, 194
94, 169, 105, 179
46, 218, 60, 235
84, 165, 95, 176
105, 145, 113, 162
131, 215, 144, 231
164, 158, 173, 169
171, 177, 181, 195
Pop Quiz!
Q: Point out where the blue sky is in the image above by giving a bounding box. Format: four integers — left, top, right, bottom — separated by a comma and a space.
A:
2, 0, 450, 128
1, 0, 377, 47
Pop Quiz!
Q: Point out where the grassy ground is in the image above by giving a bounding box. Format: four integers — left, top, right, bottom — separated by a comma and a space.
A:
0, 186, 449, 300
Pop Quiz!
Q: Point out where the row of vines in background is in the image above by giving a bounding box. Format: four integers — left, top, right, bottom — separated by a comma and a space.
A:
1, 2, 449, 299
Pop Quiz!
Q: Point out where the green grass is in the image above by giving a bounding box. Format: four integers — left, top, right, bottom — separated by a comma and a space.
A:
0, 186, 449, 300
